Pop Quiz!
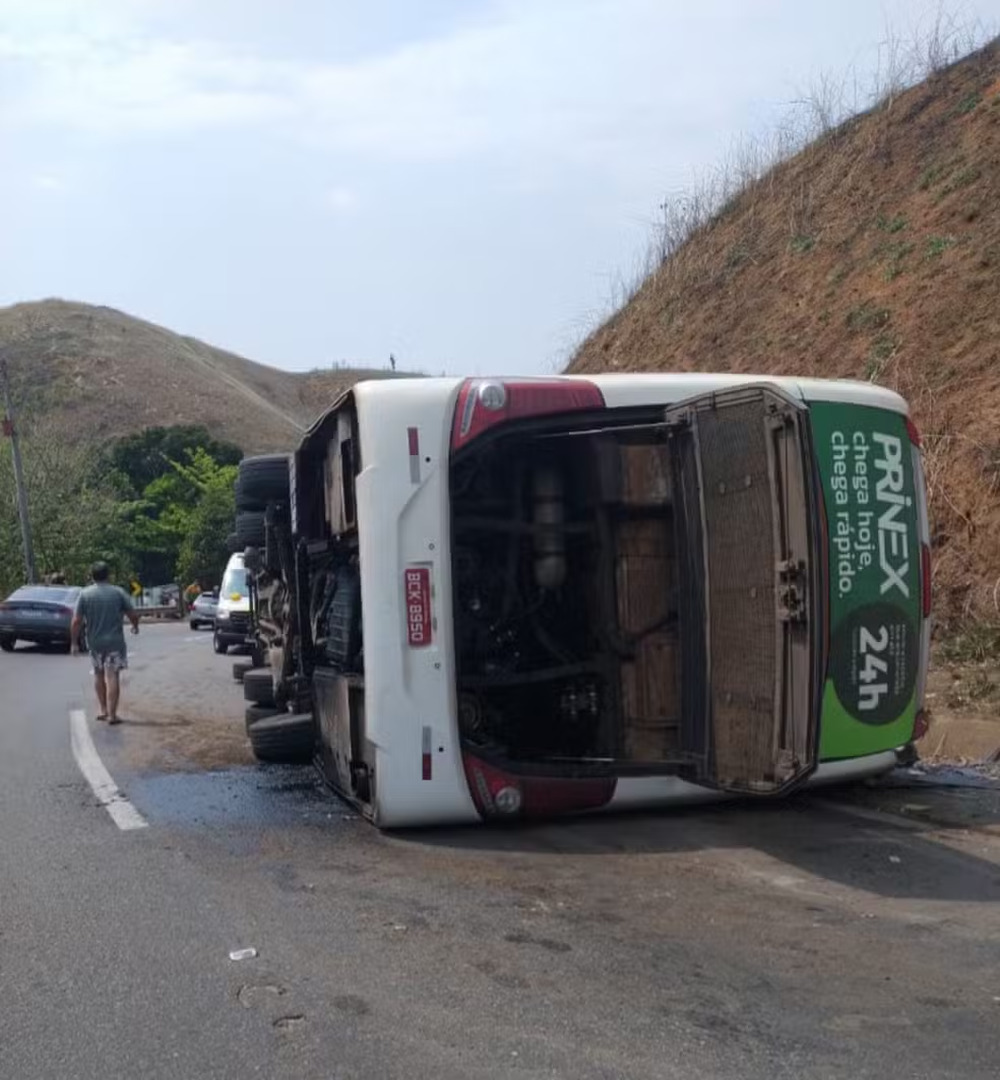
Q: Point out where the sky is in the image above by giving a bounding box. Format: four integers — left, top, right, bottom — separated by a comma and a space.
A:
1, 1, 997, 376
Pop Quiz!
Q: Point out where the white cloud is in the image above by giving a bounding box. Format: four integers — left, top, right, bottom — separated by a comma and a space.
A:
2, 0, 995, 185
325, 186, 358, 213
0, 0, 781, 175
1, 33, 294, 133
34, 174, 63, 190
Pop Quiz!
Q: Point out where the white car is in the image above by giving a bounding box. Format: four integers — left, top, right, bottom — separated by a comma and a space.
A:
214, 555, 252, 653
188, 590, 219, 630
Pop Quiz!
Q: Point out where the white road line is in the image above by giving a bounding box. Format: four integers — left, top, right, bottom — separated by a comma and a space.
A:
69, 709, 148, 831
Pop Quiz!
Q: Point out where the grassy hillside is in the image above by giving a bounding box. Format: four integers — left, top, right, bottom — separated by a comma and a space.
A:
0, 299, 403, 453
571, 40, 1000, 627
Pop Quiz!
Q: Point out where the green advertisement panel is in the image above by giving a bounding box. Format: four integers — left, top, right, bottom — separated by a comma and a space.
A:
809, 402, 921, 759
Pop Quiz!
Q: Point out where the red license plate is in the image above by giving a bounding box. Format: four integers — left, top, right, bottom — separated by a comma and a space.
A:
404, 567, 432, 647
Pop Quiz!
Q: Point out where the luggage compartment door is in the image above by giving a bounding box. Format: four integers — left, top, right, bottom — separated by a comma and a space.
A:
666, 385, 821, 795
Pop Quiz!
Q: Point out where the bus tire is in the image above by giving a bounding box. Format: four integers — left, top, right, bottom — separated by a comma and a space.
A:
245, 702, 280, 732
248, 712, 315, 764
243, 668, 275, 706
236, 455, 290, 511
235, 511, 266, 549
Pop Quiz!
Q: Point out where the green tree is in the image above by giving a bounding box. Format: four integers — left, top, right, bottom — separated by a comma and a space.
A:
118, 445, 235, 586
0, 422, 240, 598
173, 450, 238, 587
0, 433, 136, 594
101, 426, 242, 497
176, 482, 236, 588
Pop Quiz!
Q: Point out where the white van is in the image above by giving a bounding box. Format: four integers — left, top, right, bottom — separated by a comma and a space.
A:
233, 375, 930, 828
213, 553, 252, 655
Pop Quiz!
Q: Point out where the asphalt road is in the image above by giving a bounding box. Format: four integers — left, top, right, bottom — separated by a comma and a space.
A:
2, 624, 999, 1079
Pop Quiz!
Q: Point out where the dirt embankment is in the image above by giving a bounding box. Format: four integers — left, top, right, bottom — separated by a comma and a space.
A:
571, 41, 1000, 633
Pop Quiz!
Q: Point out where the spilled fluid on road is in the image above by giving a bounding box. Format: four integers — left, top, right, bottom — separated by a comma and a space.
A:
124, 764, 356, 829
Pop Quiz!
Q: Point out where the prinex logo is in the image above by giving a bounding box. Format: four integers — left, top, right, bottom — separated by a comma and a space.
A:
873, 433, 911, 599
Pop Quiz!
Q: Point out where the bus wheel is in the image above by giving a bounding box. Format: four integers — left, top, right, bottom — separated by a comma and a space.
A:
248, 712, 315, 763
243, 668, 276, 707
245, 703, 280, 733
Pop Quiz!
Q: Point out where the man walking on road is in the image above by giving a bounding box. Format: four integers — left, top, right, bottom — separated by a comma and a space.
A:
71, 562, 140, 725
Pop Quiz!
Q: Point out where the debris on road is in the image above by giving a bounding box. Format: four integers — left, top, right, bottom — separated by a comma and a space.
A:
229, 947, 258, 961
878, 764, 1000, 790
238, 983, 286, 1009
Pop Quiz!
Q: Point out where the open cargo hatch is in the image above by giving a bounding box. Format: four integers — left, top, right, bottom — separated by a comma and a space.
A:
666, 385, 821, 795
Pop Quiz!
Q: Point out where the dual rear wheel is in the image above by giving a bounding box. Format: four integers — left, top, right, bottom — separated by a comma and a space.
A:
241, 665, 315, 764
232, 456, 309, 763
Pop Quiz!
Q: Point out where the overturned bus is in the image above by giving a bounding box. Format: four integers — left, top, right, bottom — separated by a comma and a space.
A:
230, 374, 931, 828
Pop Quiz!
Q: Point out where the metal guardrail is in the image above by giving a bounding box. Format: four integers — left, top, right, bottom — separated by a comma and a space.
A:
136, 605, 183, 620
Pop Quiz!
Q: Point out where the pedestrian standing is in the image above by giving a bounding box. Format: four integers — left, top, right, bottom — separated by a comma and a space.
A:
71, 562, 140, 725
183, 580, 201, 614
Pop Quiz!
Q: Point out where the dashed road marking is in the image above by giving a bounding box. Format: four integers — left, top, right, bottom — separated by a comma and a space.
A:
69, 709, 148, 831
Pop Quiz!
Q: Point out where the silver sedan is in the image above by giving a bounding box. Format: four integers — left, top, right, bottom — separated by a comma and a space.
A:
189, 590, 219, 630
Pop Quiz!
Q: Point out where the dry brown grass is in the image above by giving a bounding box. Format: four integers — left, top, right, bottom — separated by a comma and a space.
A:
571, 38, 1000, 628
0, 299, 402, 453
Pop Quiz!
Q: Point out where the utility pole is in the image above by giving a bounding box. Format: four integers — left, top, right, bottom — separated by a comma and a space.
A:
0, 350, 37, 584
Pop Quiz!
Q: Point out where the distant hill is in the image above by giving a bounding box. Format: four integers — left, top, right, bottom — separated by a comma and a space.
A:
571, 40, 1000, 626
0, 299, 406, 453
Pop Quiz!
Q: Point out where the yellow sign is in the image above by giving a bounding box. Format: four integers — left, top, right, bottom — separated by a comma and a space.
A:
130, 580, 142, 596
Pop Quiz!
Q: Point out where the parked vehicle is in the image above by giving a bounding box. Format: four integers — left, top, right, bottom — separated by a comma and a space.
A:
138, 583, 179, 609
0, 585, 84, 653
189, 589, 219, 630
232, 374, 931, 828
213, 555, 252, 654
